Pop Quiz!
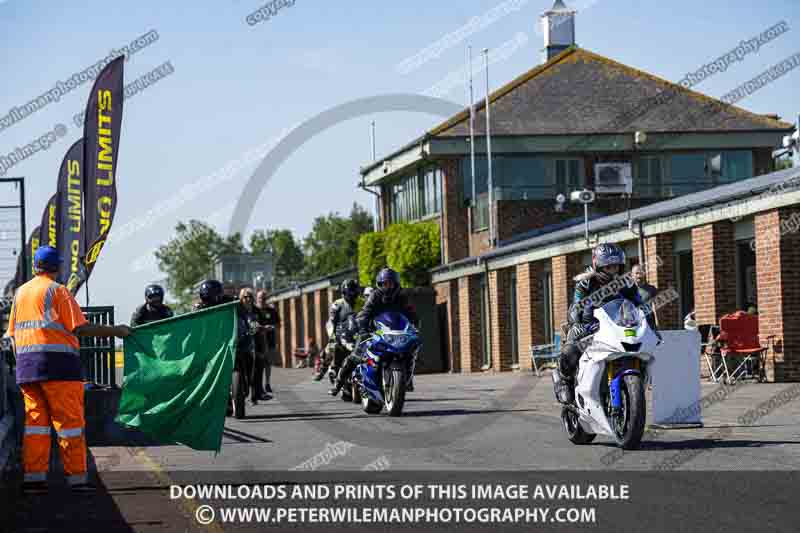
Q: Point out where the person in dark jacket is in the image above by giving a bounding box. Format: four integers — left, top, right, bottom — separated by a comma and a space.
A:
237, 287, 260, 406
554, 243, 658, 404
193, 279, 235, 311
329, 268, 417, 396
253, 289, 280, 399
315, 279, 360, 381
130, 284, 173, 326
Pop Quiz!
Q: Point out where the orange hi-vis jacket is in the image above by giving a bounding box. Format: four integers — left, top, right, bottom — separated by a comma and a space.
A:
6, 274, 88, 384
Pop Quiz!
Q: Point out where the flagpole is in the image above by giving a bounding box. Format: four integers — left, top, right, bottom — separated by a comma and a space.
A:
483, 48, 494, 247
468, 46, 476, 236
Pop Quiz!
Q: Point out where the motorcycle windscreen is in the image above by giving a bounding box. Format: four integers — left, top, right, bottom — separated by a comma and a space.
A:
374, 312, 410, 332
601, 299, 641, 328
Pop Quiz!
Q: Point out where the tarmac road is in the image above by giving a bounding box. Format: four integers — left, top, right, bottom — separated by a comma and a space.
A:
5, 368, 800, 532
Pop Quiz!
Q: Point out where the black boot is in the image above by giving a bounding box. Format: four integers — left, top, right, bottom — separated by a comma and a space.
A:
329, 382, 343, 396
553, 369, 575, 405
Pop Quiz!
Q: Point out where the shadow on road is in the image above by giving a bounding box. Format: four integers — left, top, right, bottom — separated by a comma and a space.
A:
391, 407, 540, 418
595, 438, 800, 451
223, 426, 273, 444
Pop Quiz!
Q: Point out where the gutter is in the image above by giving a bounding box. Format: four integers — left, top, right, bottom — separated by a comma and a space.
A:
359, 176, 382, 232
431, 166, 800, 282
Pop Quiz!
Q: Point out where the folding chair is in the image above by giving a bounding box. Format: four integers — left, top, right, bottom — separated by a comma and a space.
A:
717, 312, 768, 384
530, 333, 561, 377
699, 324, 724, 383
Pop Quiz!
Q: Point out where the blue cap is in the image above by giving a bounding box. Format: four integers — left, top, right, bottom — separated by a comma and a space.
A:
33, 245, 62, 268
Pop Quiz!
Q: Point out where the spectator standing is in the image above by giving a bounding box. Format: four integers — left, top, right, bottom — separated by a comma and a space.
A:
631, 263, 659, 326
253, 289, 280, 400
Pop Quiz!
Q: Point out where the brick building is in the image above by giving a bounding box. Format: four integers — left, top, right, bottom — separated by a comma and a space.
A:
267, 1, 799, 381
431, 168, 800, 381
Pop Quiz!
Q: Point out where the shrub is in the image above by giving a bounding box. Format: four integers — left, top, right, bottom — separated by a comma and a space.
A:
357, 222, 441, 288
358, 231, 386, 287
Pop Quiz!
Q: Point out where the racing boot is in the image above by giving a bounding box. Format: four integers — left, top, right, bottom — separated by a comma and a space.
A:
552, 368, 575, 405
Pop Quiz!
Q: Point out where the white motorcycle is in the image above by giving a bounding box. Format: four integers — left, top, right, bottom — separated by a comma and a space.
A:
553, 298, 660, 450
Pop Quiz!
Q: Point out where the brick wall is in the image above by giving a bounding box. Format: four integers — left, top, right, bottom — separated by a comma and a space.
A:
279, 299, 292, 368
496, 201, 583, 243
314, 289, 329, 348
488, 269, 514, 371
755, 208, 800, 382
302, 292, 316, 347
440, 157, 469, 263
692, 222, 737, 326
458, 274, 483, 372
289, 297, 302, 363
754, 147, 774, 177
643, 233, 680, 329
470, 230, 492, 257
552, 254, 582, 334
516, 261, 545, 372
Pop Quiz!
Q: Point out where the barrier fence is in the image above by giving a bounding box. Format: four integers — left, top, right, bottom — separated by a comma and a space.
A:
80, 306, 117, 388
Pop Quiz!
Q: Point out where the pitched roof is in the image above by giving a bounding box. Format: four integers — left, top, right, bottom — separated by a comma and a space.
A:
431, 47, 794, 137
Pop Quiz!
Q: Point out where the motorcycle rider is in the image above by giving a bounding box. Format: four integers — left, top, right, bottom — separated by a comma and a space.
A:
130, 284, 173, 326
554, 243, 659, 404
193, 279, 234, 310
314, 279, 360, 381
329, 268, 417, 396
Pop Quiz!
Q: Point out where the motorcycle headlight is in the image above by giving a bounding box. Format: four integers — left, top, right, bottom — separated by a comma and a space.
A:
615, 301, 641, 328
383, 333, 411, 348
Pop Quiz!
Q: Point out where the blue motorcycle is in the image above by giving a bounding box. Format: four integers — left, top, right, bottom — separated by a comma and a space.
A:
352, 312, 420, 416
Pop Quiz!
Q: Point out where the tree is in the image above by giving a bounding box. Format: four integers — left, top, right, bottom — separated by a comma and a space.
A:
249, 229, 305, 288
302, 203, 374, 279
155, 220, 244, 311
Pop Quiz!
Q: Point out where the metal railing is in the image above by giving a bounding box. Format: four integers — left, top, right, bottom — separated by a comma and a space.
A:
80, 306, 117, 388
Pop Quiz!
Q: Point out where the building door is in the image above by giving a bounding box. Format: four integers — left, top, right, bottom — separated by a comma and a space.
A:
437, 302, 451, 372
736, 241, 757, 310
540, 270, 554, 344
675, 252, 694, 320
480, 274, 491, 368
509, 272, 519, 366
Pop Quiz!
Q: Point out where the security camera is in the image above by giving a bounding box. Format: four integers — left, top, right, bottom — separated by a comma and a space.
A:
382, 161, 390, 174
570, 190, 595, 204
556, 193, 566, 204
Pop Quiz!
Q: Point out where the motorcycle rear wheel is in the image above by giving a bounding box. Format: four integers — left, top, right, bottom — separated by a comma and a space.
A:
561, 406, 596, 444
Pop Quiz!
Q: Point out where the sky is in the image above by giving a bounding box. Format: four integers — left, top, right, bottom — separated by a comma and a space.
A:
1, 0, 799, 323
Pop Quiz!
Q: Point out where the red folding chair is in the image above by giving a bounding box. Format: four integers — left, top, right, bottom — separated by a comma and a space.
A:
717, 312, 768, 384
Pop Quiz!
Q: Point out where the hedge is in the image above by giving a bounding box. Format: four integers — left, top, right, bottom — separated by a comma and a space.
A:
358, 221, 441, 288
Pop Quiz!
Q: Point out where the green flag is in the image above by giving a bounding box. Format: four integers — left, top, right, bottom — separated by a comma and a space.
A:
115, 302, 238, 452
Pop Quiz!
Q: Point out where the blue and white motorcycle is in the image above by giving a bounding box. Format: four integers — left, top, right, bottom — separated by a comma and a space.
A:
353, 312, 420, 417
553, 298, 660, 450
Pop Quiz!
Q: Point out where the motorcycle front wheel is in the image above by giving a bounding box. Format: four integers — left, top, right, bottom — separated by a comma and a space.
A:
613, 374, 646, 450
561, 406, 595, 444
384, 366, 406, 417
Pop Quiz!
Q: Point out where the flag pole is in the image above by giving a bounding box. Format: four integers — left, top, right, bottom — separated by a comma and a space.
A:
468, 46, 476, 236
483, 48, 494, 247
